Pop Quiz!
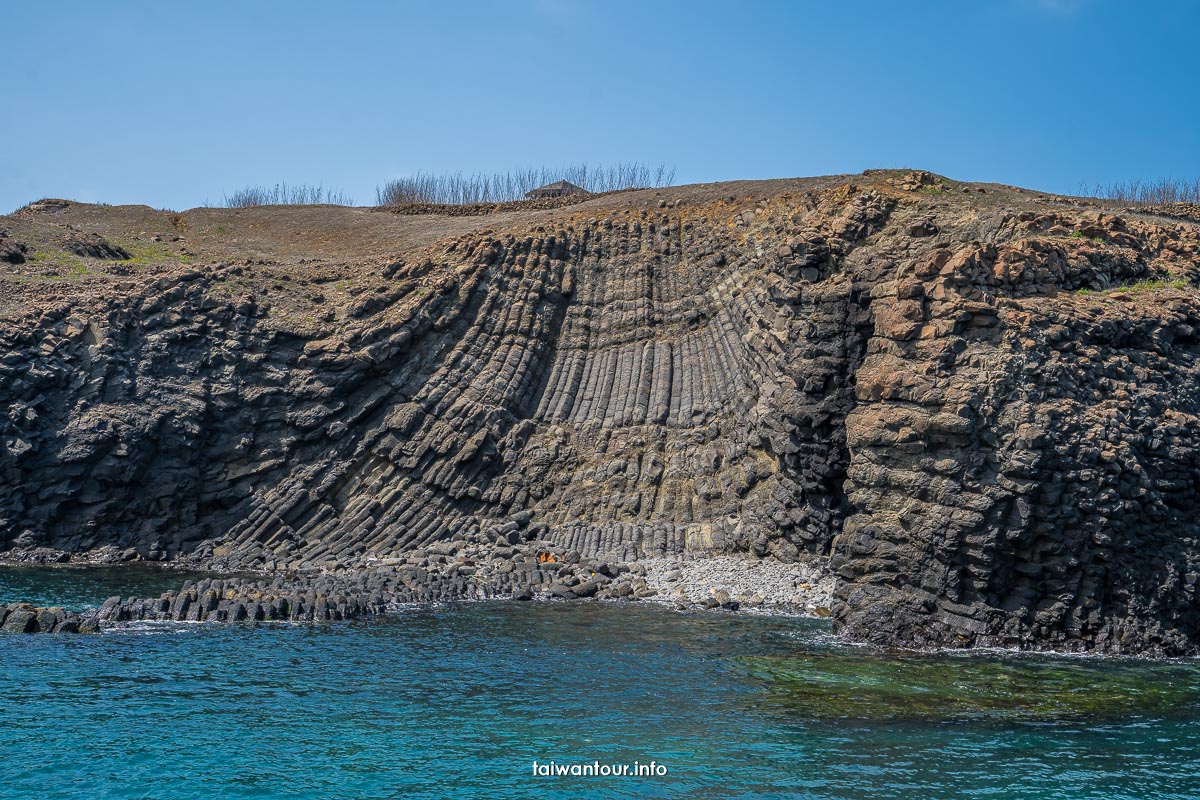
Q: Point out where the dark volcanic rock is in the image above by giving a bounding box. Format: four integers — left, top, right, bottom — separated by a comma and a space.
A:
1, 171, 1199, 653
0, 235, 30, 265
1, 606, 39, 633
1, 605, 41, 633
65, 232, 130, 260
830, 215, 1200, 656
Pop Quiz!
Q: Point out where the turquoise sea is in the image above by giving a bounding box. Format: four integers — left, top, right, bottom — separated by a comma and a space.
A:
2, 566, 1199, 799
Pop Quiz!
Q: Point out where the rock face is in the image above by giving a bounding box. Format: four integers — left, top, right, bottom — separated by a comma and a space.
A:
834, 216, 1200, 655
0, 232, 30, 265
2, 171, 1199, 653
64, 232, 130, 261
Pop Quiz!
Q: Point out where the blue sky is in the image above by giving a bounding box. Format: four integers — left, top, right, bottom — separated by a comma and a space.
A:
3, 0, 1197, 211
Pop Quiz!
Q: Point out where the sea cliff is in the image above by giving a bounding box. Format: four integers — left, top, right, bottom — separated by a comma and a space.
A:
3, 171, 1198, 654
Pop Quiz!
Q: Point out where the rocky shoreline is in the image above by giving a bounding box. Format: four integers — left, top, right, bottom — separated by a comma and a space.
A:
640, 555, 833, 612
0, 538, 836, 633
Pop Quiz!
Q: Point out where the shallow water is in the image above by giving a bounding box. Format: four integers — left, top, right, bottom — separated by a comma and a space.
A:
0, 564, 216, 611
1, 570, 1198, 799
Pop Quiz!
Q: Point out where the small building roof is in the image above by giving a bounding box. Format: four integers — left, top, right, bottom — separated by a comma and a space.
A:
525, 180, 588, 199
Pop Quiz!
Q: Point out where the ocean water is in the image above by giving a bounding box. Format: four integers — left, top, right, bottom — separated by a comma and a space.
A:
0, 564, 225, 611
2, 567, 1199, 799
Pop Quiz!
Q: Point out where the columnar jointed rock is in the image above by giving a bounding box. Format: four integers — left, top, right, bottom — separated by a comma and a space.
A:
1, 536, 656, 633
0, 602, 93, 633
2, 172, 1199, 653
833, 208, 1200, 655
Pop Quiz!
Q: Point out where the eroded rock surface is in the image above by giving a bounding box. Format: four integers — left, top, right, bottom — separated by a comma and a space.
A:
2, 172, 1198, 652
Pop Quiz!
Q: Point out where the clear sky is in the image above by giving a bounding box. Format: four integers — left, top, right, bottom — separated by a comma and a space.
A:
3, 0, 1197, 212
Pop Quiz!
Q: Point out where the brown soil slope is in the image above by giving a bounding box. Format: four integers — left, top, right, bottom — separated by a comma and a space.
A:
2, 170, 1199, 654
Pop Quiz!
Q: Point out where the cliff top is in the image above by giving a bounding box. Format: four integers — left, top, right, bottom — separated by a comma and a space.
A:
2, 169, 1197, 324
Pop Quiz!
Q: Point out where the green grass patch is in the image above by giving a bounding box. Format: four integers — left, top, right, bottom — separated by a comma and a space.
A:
1075, 277, 1190, 296
122, 241, 192, 265
25, 250, 93, 280
1124, 278, 1189, 292
19, 240, 190, 280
